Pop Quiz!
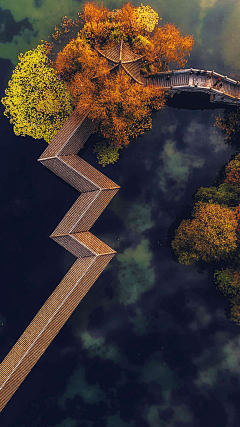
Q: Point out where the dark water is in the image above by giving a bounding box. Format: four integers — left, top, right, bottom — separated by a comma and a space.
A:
1, 2, 240, 427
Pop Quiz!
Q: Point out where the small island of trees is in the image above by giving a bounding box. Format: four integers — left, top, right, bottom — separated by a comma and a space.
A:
1, 1, 194, 166
171, 153, 240, 325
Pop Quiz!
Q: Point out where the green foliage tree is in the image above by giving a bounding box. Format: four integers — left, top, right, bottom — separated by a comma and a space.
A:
93, 139, 121, 167
215, 108, 240, 150
194, 183, 240, 207
214, 268, 240, 297
229, 298, 240, 325
1, 44, 74, 143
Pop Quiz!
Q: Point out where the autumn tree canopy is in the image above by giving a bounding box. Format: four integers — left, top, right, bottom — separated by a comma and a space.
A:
171, 202, 238, 265
172, 153, 240, 326
229, 299, 240, 325
49, 2, 193, 163
194, 183, 240, 207
49, 2, 194, 71
1, 1, 194, 165
214, 268, 240, 297
1, 45, 74, 143
224, 153, 240, 186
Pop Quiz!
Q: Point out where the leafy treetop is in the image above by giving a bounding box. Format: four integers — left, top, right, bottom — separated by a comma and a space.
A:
172, 151, 240, 326
1, 1, 194, 166
1, 45, 73, 143
171, 202, 238, 265
47, 2, 194, 72
215, 108, 240, 151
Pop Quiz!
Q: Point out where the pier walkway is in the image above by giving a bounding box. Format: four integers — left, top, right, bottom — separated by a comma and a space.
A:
145, 69, 240, 106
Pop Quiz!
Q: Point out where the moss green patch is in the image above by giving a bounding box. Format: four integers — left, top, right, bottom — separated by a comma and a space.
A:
58, 367, 106, 409
0, 0, 84, 64
117, 239, 155, 306
158, 139, 204, 200
129, 307, 150, 336
52, 418, 78, 427
80, 331, 121, 362
222, 2, 240, 72
110, 195, 154, 234
105, 413, 135, 427
0, 7, 33, 43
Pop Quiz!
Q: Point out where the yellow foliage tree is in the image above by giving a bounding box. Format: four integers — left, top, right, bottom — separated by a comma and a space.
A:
172, 202, 238, 265
1, 44, 74, 143
134, 4, 159, 33
93, 139, 121, 167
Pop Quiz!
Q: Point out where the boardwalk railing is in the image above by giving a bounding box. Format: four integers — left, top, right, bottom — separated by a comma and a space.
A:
145, 69, 240, 106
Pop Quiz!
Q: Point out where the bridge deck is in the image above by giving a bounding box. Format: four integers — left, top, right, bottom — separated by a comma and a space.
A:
145, 69, 240, 106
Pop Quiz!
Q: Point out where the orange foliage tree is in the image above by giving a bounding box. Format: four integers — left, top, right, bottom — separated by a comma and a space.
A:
224, 153, 240, 186
49, 1, 194, 164
235, 204, 240, 241
172, 152, 240, 326
145, 23, 195, 72
46, 1, 194, 78
53, 39, 165, 150
81, 70, 165, 147
171, 202, 238, 265
53, 36, 109, 82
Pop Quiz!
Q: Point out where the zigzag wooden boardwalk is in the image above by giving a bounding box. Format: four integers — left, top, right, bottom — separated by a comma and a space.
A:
0, 108, 120, 412
1, 39, 240, 410
145, 69, 240, 106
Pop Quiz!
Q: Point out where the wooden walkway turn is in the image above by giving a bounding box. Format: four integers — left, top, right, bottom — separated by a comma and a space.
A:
1, 38, 240, 410
0, 108, 120, 412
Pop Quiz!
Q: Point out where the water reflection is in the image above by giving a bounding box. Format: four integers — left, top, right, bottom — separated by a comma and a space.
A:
1, 0, 240, 426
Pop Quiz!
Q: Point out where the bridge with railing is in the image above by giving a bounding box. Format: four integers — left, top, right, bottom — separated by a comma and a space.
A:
145, 69, 240, 106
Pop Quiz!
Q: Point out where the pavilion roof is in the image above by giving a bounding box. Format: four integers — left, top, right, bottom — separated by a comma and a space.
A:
96, 39, 145, 85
